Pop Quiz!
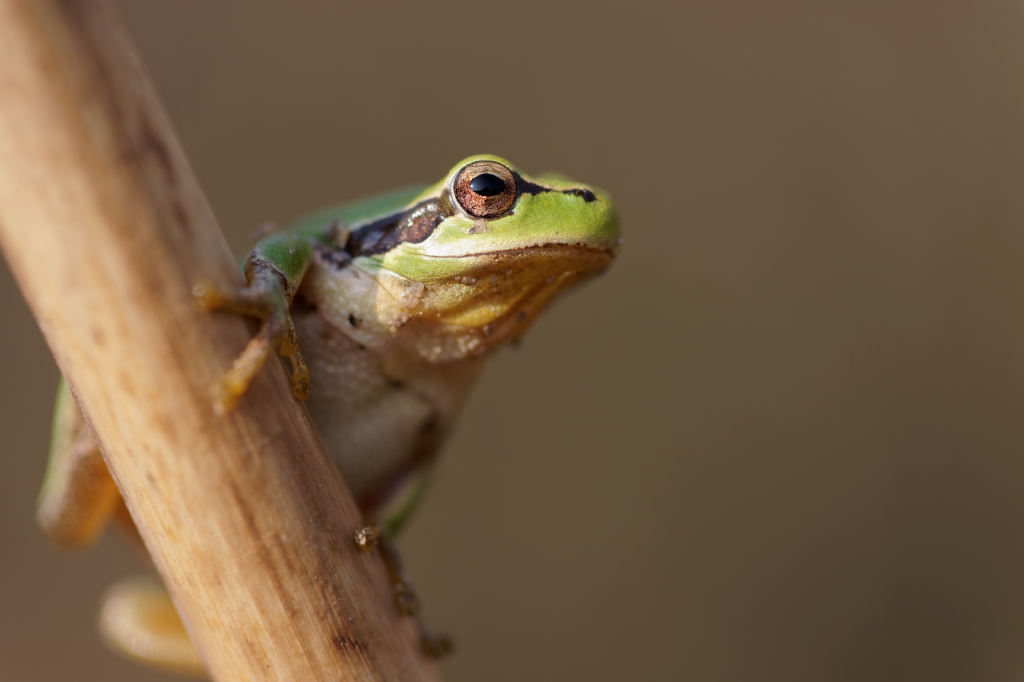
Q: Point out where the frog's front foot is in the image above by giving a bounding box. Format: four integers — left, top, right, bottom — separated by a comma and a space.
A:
194, 268, 309, 413
353, 525, 381, 550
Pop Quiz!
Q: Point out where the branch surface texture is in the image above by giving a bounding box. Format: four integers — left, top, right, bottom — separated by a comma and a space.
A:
0, 1, 441, 679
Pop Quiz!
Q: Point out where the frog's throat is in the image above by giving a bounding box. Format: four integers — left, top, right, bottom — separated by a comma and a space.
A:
304, 244, 611, 364
384, 244, 612, 361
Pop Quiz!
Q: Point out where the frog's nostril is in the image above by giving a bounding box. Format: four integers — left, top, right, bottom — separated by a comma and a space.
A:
561, 188, 596, 202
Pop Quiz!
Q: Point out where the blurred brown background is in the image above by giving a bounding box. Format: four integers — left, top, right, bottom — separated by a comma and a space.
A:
3, 1, 1024, 681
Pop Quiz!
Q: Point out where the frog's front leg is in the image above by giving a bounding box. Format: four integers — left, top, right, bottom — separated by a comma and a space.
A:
194, 233, 315, 412
355, 527, 453, 658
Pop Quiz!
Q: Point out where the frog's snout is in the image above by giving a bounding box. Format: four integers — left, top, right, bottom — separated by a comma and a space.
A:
580, 186, 621, 254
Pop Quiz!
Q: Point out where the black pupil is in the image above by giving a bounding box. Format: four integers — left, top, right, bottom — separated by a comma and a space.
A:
469, 173, 506, 197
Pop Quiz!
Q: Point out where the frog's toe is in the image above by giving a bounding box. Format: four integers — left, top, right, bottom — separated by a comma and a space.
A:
195, 271, 306, 413
191, 279, 223, 312
352, 525, 381, 550
99, 577, 206, 677
192, 279, 270, 318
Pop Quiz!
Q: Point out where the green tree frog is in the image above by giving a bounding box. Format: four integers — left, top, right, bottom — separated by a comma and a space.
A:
36, 154, 619, 675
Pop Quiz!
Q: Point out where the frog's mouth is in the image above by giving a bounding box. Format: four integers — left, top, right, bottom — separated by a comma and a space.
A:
429, 243, 616, 270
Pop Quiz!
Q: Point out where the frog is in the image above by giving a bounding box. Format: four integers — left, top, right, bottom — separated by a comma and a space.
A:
36, 154, 619, 676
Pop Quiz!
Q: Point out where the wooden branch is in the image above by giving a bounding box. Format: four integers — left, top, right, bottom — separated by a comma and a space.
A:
0, 1, 442, 680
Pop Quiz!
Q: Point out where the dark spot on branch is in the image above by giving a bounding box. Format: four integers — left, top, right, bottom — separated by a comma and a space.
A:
332, 633, 368, 654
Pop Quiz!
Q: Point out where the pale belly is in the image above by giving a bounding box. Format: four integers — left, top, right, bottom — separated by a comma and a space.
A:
292, 309, 481, 512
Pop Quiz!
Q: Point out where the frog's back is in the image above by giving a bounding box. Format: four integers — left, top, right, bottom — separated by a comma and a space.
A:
288, 185, 428, 239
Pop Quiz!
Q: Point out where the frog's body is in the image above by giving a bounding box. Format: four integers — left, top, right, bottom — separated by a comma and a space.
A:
293, 307, 482, 510
38, 155, 619, 675
268, 185, 491, 513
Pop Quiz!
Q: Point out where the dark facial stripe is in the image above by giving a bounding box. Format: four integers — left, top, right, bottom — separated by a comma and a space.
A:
515, 174, 597, 203
345, 199, 445, 257
343, 173, 595, 258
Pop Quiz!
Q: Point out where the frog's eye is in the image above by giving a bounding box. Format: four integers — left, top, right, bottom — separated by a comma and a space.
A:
452, 161, 517, 218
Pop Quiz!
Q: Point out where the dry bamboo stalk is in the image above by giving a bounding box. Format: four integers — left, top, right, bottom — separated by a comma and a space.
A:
0, 1, 443, 680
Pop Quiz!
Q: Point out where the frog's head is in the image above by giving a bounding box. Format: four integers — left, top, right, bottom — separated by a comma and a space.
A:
344, 154, 619, 361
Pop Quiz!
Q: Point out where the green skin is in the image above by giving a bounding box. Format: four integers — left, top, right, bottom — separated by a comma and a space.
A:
38, 154, 619, 674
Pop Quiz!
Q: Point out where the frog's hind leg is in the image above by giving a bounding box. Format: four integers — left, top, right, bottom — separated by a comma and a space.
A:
37, 379, 120, 548
40, 383, 205, 675
100, 577, 206, 677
